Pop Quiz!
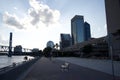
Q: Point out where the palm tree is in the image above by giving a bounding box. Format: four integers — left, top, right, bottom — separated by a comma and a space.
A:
55, 43, 59, 50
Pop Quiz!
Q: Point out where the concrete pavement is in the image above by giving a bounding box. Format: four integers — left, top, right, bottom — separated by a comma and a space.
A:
20, 57, 120, 80
56, 57, 120, 77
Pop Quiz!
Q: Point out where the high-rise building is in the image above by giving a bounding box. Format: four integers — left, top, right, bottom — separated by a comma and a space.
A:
71, 15, 91, 45
71, 15, 85, 45
105, 0, 120, 57
84, 22, 91, 41
60, 33, 71, 49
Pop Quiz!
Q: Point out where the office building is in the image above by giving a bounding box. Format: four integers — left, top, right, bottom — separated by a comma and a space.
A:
84, 22, 91, 41
105, 0, 120, 57
60, 33, 71, 49
71, 15, 85, 44
71, 15, 91, 45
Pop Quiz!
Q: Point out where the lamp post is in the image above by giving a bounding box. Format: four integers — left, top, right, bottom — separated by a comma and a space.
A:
108, 33, 115, 80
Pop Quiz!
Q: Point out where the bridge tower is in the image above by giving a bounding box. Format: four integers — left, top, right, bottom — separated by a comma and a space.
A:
8, 32, 12, 57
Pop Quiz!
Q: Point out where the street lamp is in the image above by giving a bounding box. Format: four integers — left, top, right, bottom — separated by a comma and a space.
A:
108, 33, 115, 80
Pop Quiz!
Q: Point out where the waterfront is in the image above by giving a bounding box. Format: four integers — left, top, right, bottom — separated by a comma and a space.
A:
22, 57, 120, 80
0, 56, 34, 68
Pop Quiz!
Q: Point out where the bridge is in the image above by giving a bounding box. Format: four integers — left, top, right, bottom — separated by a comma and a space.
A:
0, 45, 32, 55
0, 32, 34, 56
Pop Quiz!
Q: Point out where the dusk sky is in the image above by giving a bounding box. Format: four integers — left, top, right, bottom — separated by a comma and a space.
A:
0, 0, 107, 50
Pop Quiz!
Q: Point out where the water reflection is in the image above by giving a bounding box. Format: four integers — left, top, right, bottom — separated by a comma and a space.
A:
0, 56, 34, 68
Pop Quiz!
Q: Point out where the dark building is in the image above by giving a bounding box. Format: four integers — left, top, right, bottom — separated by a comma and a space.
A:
14, 45, 22, 54
71, 15, 91, 45
32, 48, 39, 52
60, 33, 71, 49
62, 36, 108, 57
105, 0, 120, 57
84, 22, 91, 41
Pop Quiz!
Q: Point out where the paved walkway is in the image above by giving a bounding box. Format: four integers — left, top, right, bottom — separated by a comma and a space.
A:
20, 57, 120, 80
56, 57, 120, 77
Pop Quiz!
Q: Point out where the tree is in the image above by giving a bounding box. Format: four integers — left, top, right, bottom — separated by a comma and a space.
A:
54, 43, 59, 49
82, 44, 93, 57
43, 47, 52, 57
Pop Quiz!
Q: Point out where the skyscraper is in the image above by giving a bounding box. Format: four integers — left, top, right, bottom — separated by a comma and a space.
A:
71, 15, 91, 45
71, 15, 84, 45
84, 22, 91, 41
60, 33, 71, 49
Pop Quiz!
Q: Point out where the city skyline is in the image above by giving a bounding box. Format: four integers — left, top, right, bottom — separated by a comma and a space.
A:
0, 0, 107, 50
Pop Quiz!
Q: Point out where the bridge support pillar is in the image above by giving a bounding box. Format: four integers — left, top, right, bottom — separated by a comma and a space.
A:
8, 32, 12, 57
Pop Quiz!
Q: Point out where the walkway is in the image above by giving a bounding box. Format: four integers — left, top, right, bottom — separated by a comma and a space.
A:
56, 57, 120, 77
20, 57, 120, 80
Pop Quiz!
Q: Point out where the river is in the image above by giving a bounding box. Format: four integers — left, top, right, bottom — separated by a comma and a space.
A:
0, 56, 34, 68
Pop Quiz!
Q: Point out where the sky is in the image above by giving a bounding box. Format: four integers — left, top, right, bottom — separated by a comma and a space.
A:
0, 0, 107, 50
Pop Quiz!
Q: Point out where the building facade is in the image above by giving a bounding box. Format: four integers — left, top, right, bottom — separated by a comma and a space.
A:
60, 33, 71, 49
14, 45, 22, 54
71, 15, 85, 45
105, 0, 120, 57
84, 22, 91, 41
62, 36, 108, 58
32, 48, 39, 52
71, 15, 91, 45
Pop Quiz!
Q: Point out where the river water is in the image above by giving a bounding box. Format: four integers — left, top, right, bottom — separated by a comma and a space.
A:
0, 56, 34, 68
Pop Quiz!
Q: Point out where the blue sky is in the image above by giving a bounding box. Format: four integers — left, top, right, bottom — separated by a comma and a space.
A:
0, 0, 107, 50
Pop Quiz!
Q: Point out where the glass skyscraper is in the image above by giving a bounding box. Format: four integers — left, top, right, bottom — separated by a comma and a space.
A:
71, 15, 84, 45
84, 22, 91, 41
60, 33, 71, 49
71, 15, 91, 45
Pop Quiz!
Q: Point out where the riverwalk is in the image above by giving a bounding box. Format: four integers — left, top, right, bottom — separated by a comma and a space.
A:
20, 57, 120, 80
56, 57, 120, 77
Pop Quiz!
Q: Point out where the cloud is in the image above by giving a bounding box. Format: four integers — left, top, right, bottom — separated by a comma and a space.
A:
104, 24, 107, 35
3, 12, 25, 29
2, 0, 60, 30
0, 35, 8, 45
92, 24, 107, 38
29, 0, 60, 26
14, 7, 18, 10
104, 24, 107, 29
